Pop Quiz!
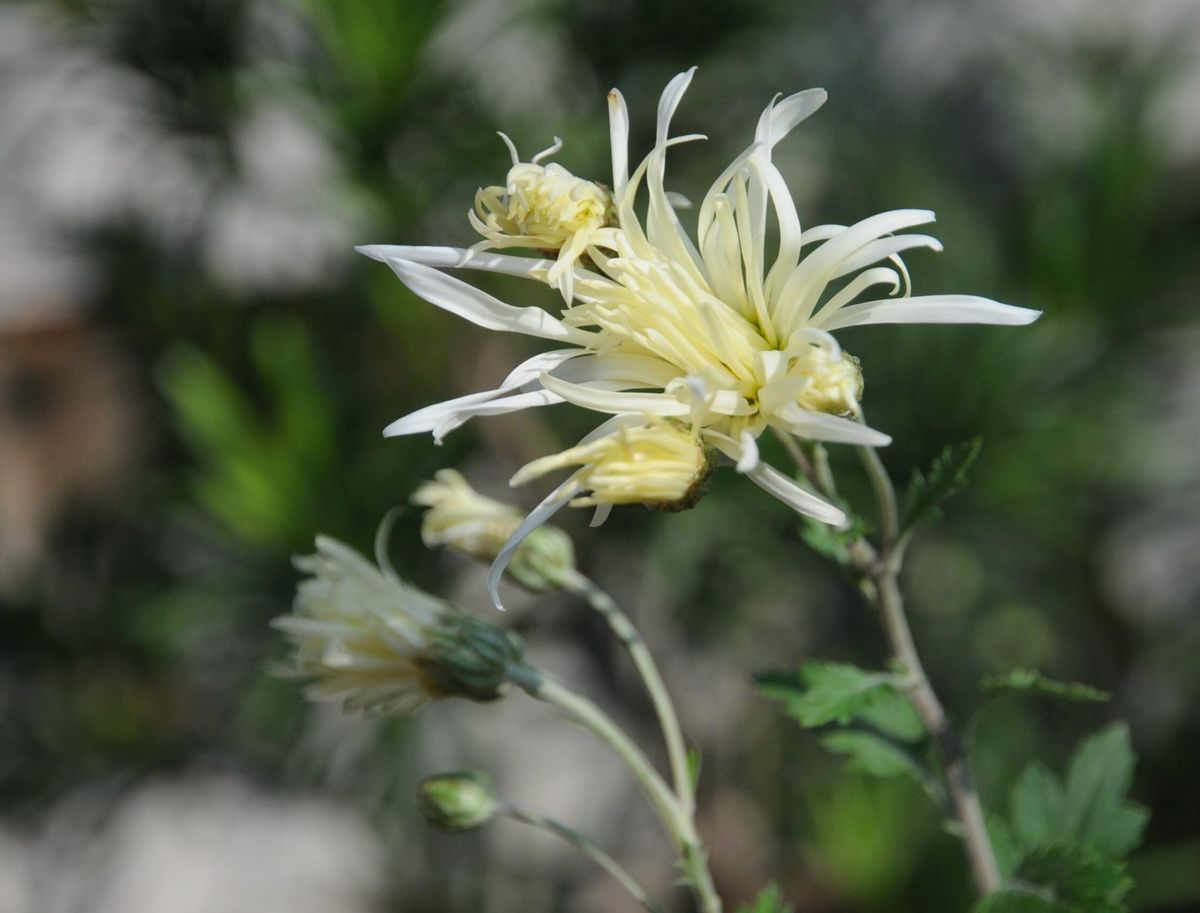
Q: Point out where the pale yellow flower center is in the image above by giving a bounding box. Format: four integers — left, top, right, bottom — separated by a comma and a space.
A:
475, 162, 613, 249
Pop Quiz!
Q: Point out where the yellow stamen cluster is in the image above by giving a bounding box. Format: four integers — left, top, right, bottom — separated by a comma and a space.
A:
473, 162, 614, 252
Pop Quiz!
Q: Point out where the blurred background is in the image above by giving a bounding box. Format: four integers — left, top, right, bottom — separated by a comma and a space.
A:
1, 0, 1198, 910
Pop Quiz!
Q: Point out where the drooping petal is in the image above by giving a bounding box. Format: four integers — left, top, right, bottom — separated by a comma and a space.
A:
755, 88, 828, 148
356, 244, 556, 279
775, 405, 893, 446
815, 295, 1042, 331
378, 256, 593, 343
539, 372, 692, 416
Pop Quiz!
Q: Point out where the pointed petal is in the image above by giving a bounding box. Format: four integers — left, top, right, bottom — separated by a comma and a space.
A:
378, 256, 592, 343
756, 88, 827, 148
815, 295, 1042, 330
745, 461, 845, 524
777, 407, 893, 446
608, 88, 630, 200
356, 244, 556, 278
539, 372, 691, 416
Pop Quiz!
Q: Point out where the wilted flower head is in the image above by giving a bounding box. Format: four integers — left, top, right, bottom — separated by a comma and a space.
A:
359, 68, 1039, 530
413, 469, 575, 590
470, 134, 615, 299
273, 533, 524, 715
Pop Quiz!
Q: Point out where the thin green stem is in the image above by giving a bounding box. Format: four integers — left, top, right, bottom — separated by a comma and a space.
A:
559, 568, 694, 818
511, 666, 722, 913
501, 805, 665, 913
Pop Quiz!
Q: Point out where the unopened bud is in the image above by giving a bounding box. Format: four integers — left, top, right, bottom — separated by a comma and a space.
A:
507, 525, 576, 591
417, 770, 497, 832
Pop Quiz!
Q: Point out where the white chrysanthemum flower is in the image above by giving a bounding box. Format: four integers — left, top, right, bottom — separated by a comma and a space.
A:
273, 533, 524, 715
469, 134, 615, 300
359, 68, 1040, 531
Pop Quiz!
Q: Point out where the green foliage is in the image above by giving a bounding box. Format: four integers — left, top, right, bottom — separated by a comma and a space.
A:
985, 724, 1147, 912
759, 662, 931, 791
799, 513, 869, 566
975, 847, 1132, 913
687, 747, 703, 791
901, 438, 982, 532
758, 661, 906, 729
735, 883, 792, 913
158, 316, 339, 549
982, 669, 1110, 704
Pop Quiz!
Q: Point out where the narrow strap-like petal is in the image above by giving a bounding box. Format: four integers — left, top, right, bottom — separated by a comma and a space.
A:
815, 295, 1042, 331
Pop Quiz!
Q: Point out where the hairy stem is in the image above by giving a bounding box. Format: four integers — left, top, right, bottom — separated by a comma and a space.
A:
559, 568, 694, 817
501, 805, 665, 913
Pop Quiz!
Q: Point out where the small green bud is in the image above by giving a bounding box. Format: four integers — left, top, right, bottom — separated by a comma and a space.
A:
507, 525, 576, 591
417, 770, 497, 832
419, 613, 526, 702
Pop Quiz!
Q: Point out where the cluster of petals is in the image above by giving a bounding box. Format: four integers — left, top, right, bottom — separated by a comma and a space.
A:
360, 68, 1039, 532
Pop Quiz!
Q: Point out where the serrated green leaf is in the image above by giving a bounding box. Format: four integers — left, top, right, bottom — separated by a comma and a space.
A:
901, 438, 982, 531
1006, 725, 1147, 861
1019, 845, 1132, 913
820, 730, 926, 781
983, 669, 1110, 703
1064, 724, 1147, 858
758, 661, 905, 729
735, 883, 792, 913
1012, 762, 1069, 850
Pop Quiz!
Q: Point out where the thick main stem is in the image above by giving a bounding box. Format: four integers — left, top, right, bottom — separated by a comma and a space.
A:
559, 568, 694, 817
853, 443, 1001, 896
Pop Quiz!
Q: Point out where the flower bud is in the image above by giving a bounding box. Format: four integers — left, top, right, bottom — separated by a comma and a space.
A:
511, 419, 715, 512
417, 770, 497, 832
419, 614, 526, 703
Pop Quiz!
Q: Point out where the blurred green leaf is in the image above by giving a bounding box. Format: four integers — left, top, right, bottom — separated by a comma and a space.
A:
1064, 725, 1149, 859
820, 730, 924, 781
1012, 762, 1069, 851
983, 669, 1110, 704
975, 846, 1132, 913
799, 513, 868, 566
757, 661, 907, 730
735, 883, 792, 913
989, 815, 1023, 881
901, 438, 982, 532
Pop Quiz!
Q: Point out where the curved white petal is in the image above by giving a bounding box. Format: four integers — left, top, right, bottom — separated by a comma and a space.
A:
386, 388, 564, 440
656, 68, 697, 145
356, 244, 555, 278
815, 295, 1042, 331
608, 88, 630, 200
743, 458, 845, 525
539, 372, 691, 416
487, 478, 583, 611
755, 88, 827, 148
378, 256, 593, 343
777, 406, 893, 446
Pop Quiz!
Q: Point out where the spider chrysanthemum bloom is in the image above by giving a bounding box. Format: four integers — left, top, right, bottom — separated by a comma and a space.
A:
273, 534, 524, 715
359, 68, 1039, 531
470, 135, 616, 300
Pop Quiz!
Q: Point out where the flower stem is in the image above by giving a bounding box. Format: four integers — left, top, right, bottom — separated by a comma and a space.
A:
500, 804, 666, 913
558, 568, 694, 818
782, 430, 1001, 896
511, 666, 722, 913
851, 442, 1001, 896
